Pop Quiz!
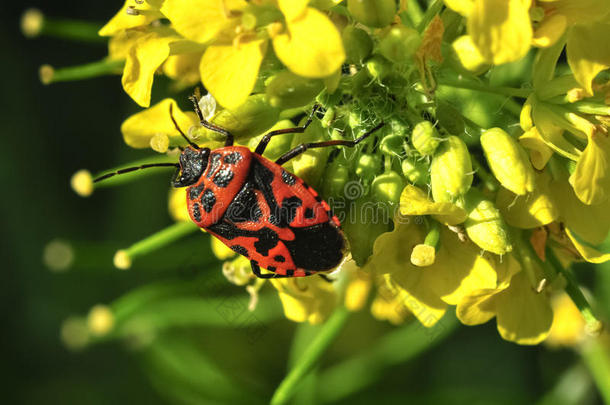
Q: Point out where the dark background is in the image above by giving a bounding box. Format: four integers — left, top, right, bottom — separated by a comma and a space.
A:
1, 1, 606, 404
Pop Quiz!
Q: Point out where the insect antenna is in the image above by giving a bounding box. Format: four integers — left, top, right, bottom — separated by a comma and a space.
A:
93, 162, 180, 183
169, 103, 200, 150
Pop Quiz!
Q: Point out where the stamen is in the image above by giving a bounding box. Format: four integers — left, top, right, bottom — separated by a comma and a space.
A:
87, 305, 115, 336
113, 222, 199, 270
39, 59, 124, 85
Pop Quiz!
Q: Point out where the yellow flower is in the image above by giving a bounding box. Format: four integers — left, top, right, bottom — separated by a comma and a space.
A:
569, 127, 610, 205
270, 276, 337, 325
444, 0, 533, 64
101, 0, 344, 108
365, 216, 499, 328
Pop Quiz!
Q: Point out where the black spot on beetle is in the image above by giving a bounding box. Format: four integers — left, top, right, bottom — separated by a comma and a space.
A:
206, 153, 222, 178
213, 166, 234, 187
267, 266, 277, 272
192, 202, 202, 222
281, 170, 296, 186
201, 189, 216, 213
304, 207, 315, 219
253, 227, 279, 256
189, 185, 204, 201
231, 245, 249, 258
285, 269, 294, 276
223, 151, 242, 164
274, 255, 286, 263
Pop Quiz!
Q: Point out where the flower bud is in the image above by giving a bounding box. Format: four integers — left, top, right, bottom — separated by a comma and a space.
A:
365, 55, 392, 80
401, 159, 429, 185
380, 134, 406, 156
266, 71, 324, 109
371, 171, 405, 205
322, 161, 349, 198
355, 153, 382, 181
430, 136, 473, 202
481, 127, 535, 195
412, 121, 440, 156
378, 25, 421, 64
464, 190, 512, 255
342, 26, 373, 63
212, 94, 280, 141
347, 0, 396, 28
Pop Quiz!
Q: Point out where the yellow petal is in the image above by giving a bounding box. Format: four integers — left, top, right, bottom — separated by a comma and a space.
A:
443, 0, 474, 16
163, 51, 203, 87
549, 0, 610, 26
212, 237, 236, 260
270, 277, 337, 324
456, 289, 498, 325
451, 35, 490, 75
532, 13, 567, 48
552, 178, 610, 245
497, 171, 559, 229
272, 7, 345, 78
200, 39, 267, 109
519, 127, 554, 170
99, 0, 163, 37
168, 187, 190, 222
567, 22, 610, 96
160, 0, 245, 44
569, 128, 610, 205
468, 0, 533, 64
494, 271, 553, 345
278, 0, 309, 21
399, 185, 467, 225
122, 30, 178, 107
121, 98, 199, 148
108, 29, 147, 61
370, 284, 411, 325
344, 262, 372, 311
531, 102, 582, 161
566, 228, 610, 263
545, 292, 585, 347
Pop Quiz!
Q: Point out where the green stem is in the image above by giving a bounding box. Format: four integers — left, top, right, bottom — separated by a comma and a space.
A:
115, 222, 200, 269
405, 0, 424, 26
547, 249, 602, 332
270, 307, 350, 405
437, 78, 532, 99
581, 339, 610, 404
416, 0, 444, 32
318, 312, 459, 403
40, 59, 124, 84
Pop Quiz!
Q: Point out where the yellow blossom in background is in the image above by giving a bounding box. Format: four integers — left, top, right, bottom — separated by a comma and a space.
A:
271, 276, 337, 325
546, 292, 586, 347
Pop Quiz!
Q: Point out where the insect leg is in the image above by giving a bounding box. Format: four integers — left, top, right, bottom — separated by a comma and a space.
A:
275, 122, 385, 165
254, 105, 320, 155
189, 94, 235, 147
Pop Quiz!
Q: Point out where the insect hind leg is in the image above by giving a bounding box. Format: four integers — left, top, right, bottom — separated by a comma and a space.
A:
275, 122, 385, 165
254, 105, 320, 156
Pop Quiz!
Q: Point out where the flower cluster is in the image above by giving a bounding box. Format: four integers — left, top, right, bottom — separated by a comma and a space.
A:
58, 0, 610, 345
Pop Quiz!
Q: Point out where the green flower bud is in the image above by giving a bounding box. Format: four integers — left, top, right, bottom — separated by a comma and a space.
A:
342, 26, 373, 63
388, 118, 410, 137
355, 153, 382, 181
212, 94, 279, 141
371, 171, 405, 205
412, 121, 440, 156
430, 136, 473, 202
380, 134, 406, 156
378, 25, 421, 64
247, 119, 295, 160
290, 119, 331, 186
347, 0, 396, 28
401, 159, 430, 185
365, 55, 392, 80
316, 88, 343, 108
266, 71, 324, 109
480, 127, 535, 195
463, 190, 512, 255
322, 161, 349, 198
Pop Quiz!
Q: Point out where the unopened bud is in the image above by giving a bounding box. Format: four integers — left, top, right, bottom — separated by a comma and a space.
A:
481, 127, 535, 195
342, 26, 373, 63
430, 136, 473, 202
266, 71, 324, 109
347, 0, 396, 28
412, 121, 440, 156
464, 190, 512, 255
378, 25, 421, 64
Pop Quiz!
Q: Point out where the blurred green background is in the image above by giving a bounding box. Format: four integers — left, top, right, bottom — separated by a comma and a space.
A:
2, 1, 609, 404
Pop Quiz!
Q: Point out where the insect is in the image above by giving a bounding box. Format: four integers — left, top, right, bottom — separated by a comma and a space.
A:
95, 95, 383, 279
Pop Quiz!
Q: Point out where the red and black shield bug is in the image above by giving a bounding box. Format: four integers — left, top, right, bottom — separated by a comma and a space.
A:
95, 95, 384, 279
